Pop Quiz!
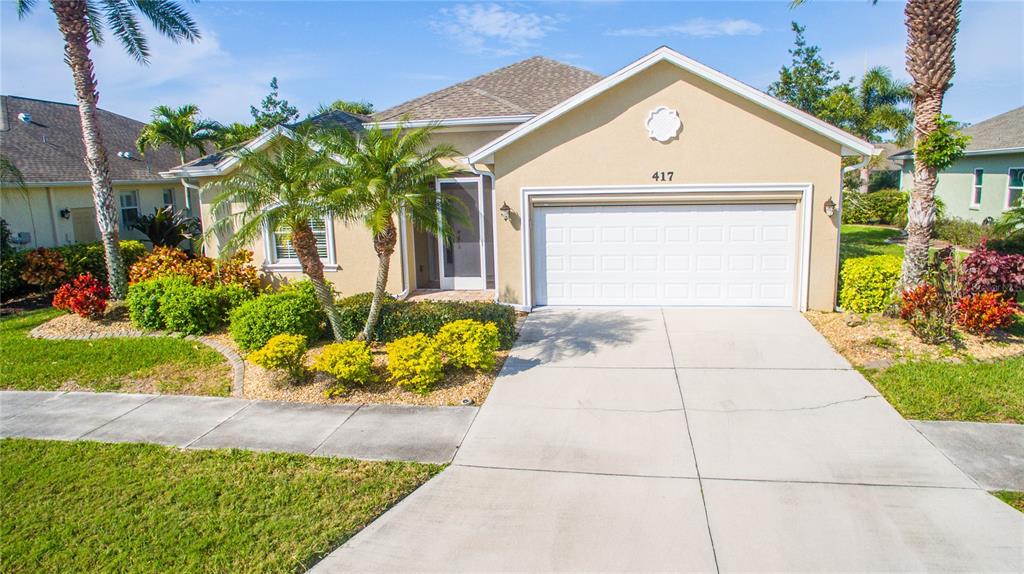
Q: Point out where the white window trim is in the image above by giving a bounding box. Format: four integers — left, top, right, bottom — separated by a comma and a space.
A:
971, 168, 983, 210
261, 215, 338, 272
119, 189, 140, 231
1006, 166, 1024, 211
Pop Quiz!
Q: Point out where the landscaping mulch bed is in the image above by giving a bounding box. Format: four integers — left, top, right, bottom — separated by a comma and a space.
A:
234, 335, 506, 407
805, 311, 1024, 369
30, 311, 140, 338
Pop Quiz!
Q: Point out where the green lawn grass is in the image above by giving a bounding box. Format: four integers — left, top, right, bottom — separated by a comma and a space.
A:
994, 491, 1024, 513
0, 308, 230, 395
839, 224, 904, 263
0, 439, 442, 573
866, 356, 1024, 423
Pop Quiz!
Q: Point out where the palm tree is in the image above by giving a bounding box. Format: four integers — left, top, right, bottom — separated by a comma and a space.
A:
137, 104, 220, 168
900, 0, 962, 287
0, 155, 25, 191
204, 126, 348, 339
137, 104, 220, 212
15, 0, 200, 299
818, 66, 913, 193
214, 122, 262, 150
327, 122, 459, 341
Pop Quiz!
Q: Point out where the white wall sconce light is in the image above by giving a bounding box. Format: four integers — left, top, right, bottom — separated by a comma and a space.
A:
499, 202, 513, 222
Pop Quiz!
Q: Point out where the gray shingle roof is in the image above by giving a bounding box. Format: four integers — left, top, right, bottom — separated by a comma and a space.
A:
960, 106, 1024, 151
373, 56, 603, 122
0, 95, 189, 184
173, 109, 368, 172
890, 106, 1024, 160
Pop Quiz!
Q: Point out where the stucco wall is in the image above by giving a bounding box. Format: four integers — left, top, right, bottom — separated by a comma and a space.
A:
489, 60, 844, 311
1, 182, 187, 248
900, 153, 1024, 223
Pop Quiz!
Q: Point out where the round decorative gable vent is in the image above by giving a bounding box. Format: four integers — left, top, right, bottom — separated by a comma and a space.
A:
645, 106, 682, 143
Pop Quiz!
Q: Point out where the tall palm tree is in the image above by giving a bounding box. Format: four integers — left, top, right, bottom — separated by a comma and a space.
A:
137, 104, 220, 211
0, 155, 25, 191
16, 0, 200, 299
818, 66, 913, 193
137, 104, 220, 168
900, 0, 962, 287
214, 122, 262, 150
204, 126, 348, 339
327, 122, 459, 341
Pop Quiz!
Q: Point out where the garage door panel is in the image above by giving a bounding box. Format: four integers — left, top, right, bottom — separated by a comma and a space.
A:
533, 203, 797, 307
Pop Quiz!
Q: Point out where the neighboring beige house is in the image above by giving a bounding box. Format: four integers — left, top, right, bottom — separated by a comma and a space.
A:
0, 95, 193, 248
167, 47, 877, 312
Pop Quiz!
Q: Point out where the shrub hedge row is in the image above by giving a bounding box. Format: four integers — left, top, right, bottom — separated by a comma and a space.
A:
1, 240, 147, 299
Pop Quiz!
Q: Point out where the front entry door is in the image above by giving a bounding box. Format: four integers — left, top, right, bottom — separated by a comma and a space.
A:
438, 178, 485, 290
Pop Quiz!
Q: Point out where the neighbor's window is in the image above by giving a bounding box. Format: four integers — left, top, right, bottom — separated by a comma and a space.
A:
119, 190, 140, 229
971, 169, 983, 208
162, 188, 175, 209
1008, 168, 1024, 210
271, 218, 329, 262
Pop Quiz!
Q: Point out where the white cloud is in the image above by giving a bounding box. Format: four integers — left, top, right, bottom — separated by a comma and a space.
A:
0, 12, 322, 123
608, 18, 763, 38
433, 4, 560, 55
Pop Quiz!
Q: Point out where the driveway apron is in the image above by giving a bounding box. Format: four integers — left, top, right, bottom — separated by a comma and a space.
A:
312, 307, 1024, 573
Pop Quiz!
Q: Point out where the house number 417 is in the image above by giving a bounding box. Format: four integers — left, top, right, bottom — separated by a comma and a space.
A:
651, 171, 674, 182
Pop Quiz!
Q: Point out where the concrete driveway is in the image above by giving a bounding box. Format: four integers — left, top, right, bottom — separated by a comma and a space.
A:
312, 308, 1024, 573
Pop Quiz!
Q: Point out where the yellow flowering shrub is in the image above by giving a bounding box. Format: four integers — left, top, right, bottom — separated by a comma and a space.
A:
386, 333, 443, 394
313, 340, 375, 397
435, 319, 499, 370
248, 333, 308, 382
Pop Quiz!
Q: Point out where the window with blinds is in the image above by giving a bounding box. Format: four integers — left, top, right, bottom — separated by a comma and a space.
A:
272, 219, 328, 260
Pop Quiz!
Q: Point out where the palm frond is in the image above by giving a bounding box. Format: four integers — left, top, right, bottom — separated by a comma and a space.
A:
102, 0, 149, 63
84, 1, 106, 45
15, 0, 37, 18
129, 0, 200, 43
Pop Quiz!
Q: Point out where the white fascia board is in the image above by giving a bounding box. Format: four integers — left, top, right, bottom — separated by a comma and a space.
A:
889, 146, 1024, 163
468, 46, 877, 163
372, 115, 534, 130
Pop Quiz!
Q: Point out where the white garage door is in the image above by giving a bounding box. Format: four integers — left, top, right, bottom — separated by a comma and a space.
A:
532, 203, 797, 307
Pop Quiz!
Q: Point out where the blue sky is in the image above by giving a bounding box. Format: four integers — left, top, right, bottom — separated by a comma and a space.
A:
2, 1, 1021, 129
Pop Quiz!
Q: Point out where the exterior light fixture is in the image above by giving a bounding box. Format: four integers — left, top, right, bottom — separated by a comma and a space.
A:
823, 197, 836, 217
499, 202, 512, 221
59, 208, 72, 219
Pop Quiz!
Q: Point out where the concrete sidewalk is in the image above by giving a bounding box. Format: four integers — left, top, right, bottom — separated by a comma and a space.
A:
313, 307, 1023, 573
912, 419, 1024, 491
0, 391, 476, 464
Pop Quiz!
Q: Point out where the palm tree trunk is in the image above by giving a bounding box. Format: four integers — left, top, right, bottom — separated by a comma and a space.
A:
291, 222, 344, 340
177, 150, 192, 213
859, 165, 870, 194
900, 0, 960, 288
51, 0, 127, 299
900, 96, 943, 288
359, 219, 398, 341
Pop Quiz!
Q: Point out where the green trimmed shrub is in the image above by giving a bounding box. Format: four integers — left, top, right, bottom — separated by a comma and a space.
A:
126, 276, 191, 330
335, 293, 516, 348
934, 217, 989, 249
839, 255, 903, 314
987, 236, 1024, 255
213, 283, 256, 314
229, 288, 324, 351
158, 282, 224, 335
842, 189, 908, 226
248, 333, 308, 382
58, 240, 146, 283
435, 319, 500, 370
386, 333, 443, 394
313, 340, 375, 397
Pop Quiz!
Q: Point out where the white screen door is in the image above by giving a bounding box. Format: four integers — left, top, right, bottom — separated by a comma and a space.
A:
438, 178, 486, 289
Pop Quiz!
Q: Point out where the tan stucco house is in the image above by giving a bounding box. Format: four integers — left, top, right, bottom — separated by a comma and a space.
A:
0, 95, 194, 248
167, 47, 877, 312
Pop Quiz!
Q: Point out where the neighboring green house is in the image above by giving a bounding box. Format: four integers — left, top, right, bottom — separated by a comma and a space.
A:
892, 106, 1023, 224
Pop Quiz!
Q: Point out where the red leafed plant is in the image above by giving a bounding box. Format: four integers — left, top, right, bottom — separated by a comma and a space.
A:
960, 242, 1024, 296
52, 273, 111, 318
955, 292, 1020, 335
899, 284, 938, 320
